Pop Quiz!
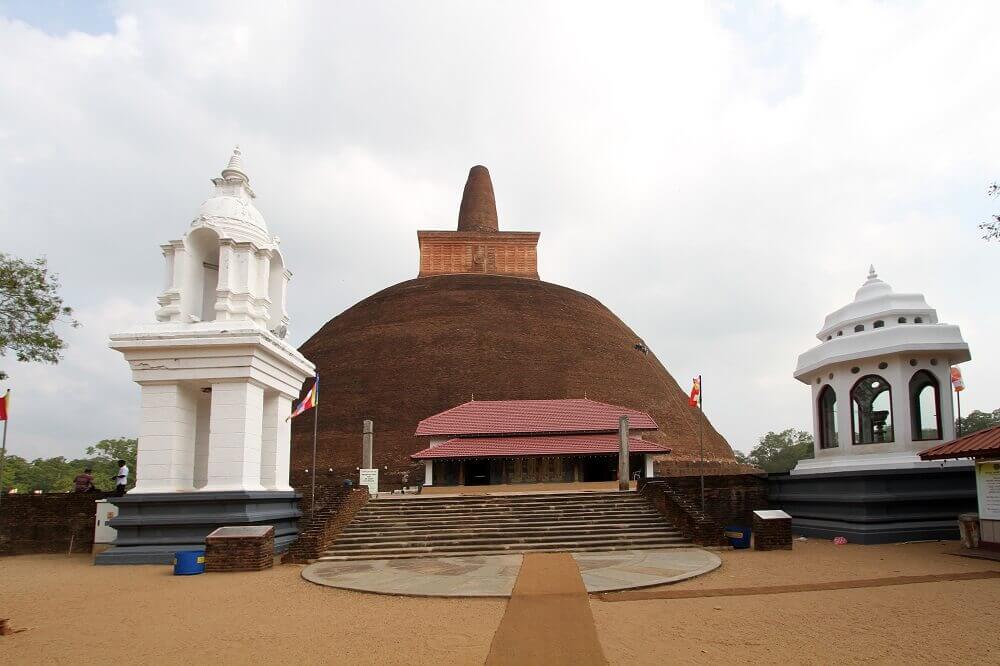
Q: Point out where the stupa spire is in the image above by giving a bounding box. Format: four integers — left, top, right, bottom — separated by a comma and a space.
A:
457, 165, 499, 232
868, 264, 877, 280
221, 145, 248, 183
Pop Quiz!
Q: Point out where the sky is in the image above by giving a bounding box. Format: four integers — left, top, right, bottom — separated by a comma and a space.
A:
1, 0, 998, 460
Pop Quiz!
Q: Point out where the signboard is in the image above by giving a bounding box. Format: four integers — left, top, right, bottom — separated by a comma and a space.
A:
976, 462, 1000, 520
93, 499, 118, 544
359, 468, 379, 495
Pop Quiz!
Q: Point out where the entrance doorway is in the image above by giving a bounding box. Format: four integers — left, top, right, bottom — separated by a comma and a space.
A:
464, 460, 491, 485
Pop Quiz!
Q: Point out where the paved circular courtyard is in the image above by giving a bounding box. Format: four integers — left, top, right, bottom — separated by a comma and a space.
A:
301, 548, 721, 597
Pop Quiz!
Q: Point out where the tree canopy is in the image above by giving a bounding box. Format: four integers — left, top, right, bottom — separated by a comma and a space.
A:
982, 183, 1000, 241
1, 438, 136, 493
735, 429, 814, 473
0, 252, 79, 380
958, 408, 1000, 436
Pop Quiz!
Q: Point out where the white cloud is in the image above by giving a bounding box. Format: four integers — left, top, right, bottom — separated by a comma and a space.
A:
1, 0, 998, 458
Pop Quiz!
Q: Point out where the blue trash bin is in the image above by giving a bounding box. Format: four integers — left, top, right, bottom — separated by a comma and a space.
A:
173, 550, 206, 575
724, 526, 751, 549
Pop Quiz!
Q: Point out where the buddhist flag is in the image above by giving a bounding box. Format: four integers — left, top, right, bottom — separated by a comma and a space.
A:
0, 390, 8, 421
950, 367, 965, 392
288, 377, 318, 420
688, 377, 701, 408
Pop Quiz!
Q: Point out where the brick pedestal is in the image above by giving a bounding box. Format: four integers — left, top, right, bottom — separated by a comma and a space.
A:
752, 510, 792, 551
205, 525, 275, 572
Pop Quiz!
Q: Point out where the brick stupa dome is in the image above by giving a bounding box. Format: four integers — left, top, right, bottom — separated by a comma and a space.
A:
290, 167, 736, 487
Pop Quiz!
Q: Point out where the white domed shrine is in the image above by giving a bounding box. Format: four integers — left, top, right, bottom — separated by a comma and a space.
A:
792, 267, 971, 473
100, 149, 315, 564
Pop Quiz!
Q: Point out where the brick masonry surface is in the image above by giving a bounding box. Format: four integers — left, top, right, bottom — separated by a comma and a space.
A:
205, 526, 275, 572
639, 473, 770, 546
0, 493, 113, 556
285, 485, 369, 563
753, 514, 793, 551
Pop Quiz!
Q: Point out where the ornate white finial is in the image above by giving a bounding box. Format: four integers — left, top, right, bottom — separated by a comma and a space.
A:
868, 264, 877, 280
221, 145, 248, 182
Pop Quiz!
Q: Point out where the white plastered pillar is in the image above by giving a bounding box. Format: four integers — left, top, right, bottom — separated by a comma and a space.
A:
643, 454, 654, 478
424, 460, 434, 486
203, 381, 266, 491
260, 392, 293, 491
133, 383, 197, 493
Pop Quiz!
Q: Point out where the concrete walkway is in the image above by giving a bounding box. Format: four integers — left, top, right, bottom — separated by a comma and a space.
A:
301, 547, 720, 597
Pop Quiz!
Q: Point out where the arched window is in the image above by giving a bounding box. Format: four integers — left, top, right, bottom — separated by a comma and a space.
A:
898, 317, 907, 323
909, 370, 941, 441
187, 227, 221, 323
851, 375, 894, 444
874, 320, 884, 328
914, 316, 923, 323
854, 324, 865, 332
818, 386, 838, 449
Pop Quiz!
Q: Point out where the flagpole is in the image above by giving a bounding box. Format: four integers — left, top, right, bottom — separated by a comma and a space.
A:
310, 374, 319, 513
698, 375, 704, 512
956, 385, 962, 437
0, 391, 9, 509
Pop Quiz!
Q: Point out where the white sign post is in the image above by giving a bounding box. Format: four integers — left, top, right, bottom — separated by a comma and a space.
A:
359, 468, 379, 496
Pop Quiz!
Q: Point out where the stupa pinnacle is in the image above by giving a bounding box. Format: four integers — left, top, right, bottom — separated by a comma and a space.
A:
457, 165, 499, 232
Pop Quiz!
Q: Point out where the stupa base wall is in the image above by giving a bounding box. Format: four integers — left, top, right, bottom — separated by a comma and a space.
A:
768, 466, 977, 544
95, 491, 300, 565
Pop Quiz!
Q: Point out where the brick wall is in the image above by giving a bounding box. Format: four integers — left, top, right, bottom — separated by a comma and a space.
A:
285, 485, 369, 563
641, 481, 725, 546
0, 493, 113, 556
639, 473, 770, 546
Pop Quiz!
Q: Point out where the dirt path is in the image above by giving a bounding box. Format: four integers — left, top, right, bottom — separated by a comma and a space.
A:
485, 552, 607, 665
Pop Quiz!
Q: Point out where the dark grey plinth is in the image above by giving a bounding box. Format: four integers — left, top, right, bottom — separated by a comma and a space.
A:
768, 467, 977, 544
95, 490, 300, 565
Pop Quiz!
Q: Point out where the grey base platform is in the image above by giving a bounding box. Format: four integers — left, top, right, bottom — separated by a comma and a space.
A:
768, 466, 977, 544
95, 490, 300, 565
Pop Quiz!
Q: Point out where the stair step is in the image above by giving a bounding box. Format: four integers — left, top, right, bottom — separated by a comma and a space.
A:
320, 537, 689, 560
341, 520, 672, 537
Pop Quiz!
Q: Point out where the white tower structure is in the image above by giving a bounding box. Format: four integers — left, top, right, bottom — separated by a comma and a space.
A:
110, 148, 315, 494
792, 267, 971, 473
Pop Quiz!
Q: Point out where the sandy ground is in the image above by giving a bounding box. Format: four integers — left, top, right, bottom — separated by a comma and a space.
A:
2, 540, 998, 665
593, 540, 1000, 665
0, 555, 505, 665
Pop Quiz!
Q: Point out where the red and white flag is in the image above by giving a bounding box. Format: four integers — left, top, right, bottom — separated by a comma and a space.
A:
0, 390, 8, 421
288, 377, 318, 420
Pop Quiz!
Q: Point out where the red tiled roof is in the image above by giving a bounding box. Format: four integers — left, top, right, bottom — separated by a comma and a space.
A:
414, 399, 658, 436
411, 434, 670, 459
919, 425, 1000, 460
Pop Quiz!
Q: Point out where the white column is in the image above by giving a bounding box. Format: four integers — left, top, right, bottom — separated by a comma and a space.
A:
260, 392, 293, 491
133, 383, 197, 493
424, 460, 434, 486
644, 454, 654, 478
203, 381, 265, 491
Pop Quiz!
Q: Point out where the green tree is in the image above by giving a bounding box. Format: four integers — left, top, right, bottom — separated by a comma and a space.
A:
86, 437, 138, 489
736, 429, 814, 473
982, 183, 1000, 241
0, 253, 80, 380
0, 438, 137, 493
958, 409, 1000, 436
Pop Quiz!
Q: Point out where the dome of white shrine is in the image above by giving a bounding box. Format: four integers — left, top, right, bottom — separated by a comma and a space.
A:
192, 147, 271, 245
794, 267, 970, 381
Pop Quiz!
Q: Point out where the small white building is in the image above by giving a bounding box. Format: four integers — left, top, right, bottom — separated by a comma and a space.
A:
110, 148, 315, 494
792, 267, 971, 473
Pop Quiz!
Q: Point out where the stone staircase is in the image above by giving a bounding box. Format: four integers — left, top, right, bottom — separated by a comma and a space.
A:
317, 490, 688, 561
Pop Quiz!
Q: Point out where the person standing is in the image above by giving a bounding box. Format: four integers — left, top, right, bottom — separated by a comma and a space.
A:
113, 460, 129, 497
